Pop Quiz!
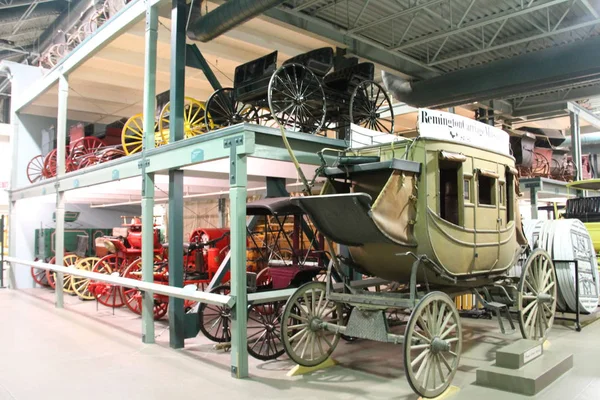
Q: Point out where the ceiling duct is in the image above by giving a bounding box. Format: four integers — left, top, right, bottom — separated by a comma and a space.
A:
187, 0, 285, 42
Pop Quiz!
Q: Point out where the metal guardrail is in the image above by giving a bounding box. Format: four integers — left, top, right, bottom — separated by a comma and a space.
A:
4, 256, 234, 307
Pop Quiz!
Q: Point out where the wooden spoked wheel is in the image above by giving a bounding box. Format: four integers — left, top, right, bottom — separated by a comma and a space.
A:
99, 148, 125, 163
204, 88, 259, 128
120, 259, 168, 320
42, 148, 61, 178
46, 254, 79, 293
350, 80, 395, 134
255, 267, 273, 289
71, 257, 101, 300
247, 301, 286, 360
30, 258, 50, 287
518, 249, 557, 341
86, 2, 109, 34
159, 97, 213, 139
121, 114, 165, 155
41, 43, 67, 68
403, 292, 462, 399
27, 155, 46, 183
91, 254, 126, 308
67, 137, 106, 171
268, 63, 326, 135
280, 281, 342, 366
198, 285, 231, 342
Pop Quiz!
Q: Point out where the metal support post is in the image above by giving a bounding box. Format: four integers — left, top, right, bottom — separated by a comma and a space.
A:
7, 200, 16, 289
168, 170, 184, 348
571, 111, 583, 197
54, 74, 68, 308
530, 186, 538, 220
140, 0, 159, 345
0, 215, 4, 288
217, 197, 226, 228
228, 143, 248, 378
167, 0, 187, 350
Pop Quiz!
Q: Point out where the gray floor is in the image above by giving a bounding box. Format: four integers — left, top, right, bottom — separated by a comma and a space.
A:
1, 288, 599, 400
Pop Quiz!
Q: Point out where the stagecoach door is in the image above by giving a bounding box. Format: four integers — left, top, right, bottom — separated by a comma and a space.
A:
473, 159, 502, 271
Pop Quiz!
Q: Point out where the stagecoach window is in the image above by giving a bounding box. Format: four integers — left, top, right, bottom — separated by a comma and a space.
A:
478, 175, 495, 205
499, 182, 505, 206
439, 160, 460, 225
506, 170, 515, 221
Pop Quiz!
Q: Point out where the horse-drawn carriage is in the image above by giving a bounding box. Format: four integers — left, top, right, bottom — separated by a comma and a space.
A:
276, 110, 560, 398
204, 47, 394, 136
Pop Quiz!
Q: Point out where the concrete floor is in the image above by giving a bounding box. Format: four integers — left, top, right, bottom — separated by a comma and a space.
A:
1, 288, 599, 400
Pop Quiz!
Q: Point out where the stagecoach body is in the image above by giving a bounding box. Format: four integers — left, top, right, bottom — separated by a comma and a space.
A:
327, 139, 524, 285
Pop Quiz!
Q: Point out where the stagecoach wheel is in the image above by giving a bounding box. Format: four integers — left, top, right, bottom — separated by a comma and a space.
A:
91, 254, 126, 308
27, 155, 45, 183
404, 292, 462, 399
350, 80, 395, 134
121, 114, 163, 155
120, 259, 168, 320
46, 254, 78, 293
204, 88, 259, 129
247, 301, 286, 360
71, 257, 101, 300
518, 248, 557, 341
268, 63, 326, 135
159, 97, 213, 139
68, 137, 105, 171
281, 281, 342, 367
198, 285, 232, 342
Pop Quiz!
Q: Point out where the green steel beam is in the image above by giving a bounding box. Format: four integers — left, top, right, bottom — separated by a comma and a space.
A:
141, 1, 159, 345
186, 44, 222, 91
14, 0, 168, 112
167, 0, 187, 350
229, 142, 248, 378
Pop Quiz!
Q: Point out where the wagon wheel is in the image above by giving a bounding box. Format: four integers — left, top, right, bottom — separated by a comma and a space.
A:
280, 281, 342, 366
120, 259, 168, 320
46, 254, 78, 293
31, 258, 50, 287
67, 137, 105, 171
404, 292, 462, 398
198, 285, 231, 342
42, 149, 59, 178
350, 80, 395, 134
268, 63, 326, 135
121, 114, 164, 155
42, 43, 67, 68
247, 301, 286, 360
71, 257, 101, 300
90, 254, 126, 308
204, 88, 259, 128
27, 155, 45, 183
99, 148, 125, 163
159, 97, 212, 139
87, 2, 109, 34
517, 249, 557, 341
256, 267, 273, 289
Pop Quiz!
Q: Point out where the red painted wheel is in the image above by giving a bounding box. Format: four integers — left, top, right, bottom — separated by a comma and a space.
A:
99, 148, 125, 163
120, 259, 168, 320
27, 155, 46, 183
90, 254, 127, 308
68, 137, 105, 171
42, 149, 58, 178
31, 258, 50, 287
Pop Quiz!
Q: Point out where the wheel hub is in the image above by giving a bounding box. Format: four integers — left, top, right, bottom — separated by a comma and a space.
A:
537, 293, 554, 303
309, 317, 322, 331
430, 337, 450, 354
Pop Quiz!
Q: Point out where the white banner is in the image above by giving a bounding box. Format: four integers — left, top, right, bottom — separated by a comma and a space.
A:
417, 109, 510, 155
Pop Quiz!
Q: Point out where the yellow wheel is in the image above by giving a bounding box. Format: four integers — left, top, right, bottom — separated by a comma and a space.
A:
159, 97, 213, 140
72, 257, 101, 300
121, 114, 166, 155
60, 254, 78, 294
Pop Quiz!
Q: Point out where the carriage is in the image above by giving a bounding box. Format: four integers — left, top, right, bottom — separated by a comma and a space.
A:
197, 197, 328, 361
278, 109, 559, 398
204, 47, 395, 136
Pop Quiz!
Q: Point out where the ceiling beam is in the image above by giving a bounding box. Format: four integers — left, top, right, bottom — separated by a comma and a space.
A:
399, 34, 600, 108
263, 6, 440, 79
0, 0, 55, 10
568, 101, 600, 129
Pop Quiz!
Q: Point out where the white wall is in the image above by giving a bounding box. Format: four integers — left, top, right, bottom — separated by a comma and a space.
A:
12, 197, 140, 288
